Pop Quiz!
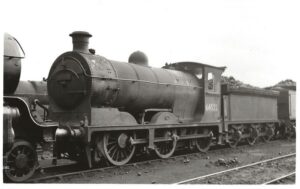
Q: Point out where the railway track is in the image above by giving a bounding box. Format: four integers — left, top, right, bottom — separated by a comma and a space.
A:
30, 139, 250, 183
173, 153, 296, 184
262, 172, 296, 185
28, 139, 220, 182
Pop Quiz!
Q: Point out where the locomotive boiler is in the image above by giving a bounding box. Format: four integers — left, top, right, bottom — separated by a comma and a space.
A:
48, 31, 202, 124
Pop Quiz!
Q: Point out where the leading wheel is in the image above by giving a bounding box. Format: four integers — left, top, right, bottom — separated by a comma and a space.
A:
154, 130, 177, 159
195, 129, 212, 153
4, 140, 37, 182
100, 132, 136, 166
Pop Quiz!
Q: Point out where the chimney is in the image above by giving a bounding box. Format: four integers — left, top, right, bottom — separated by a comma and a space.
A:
69, 31, 92, 53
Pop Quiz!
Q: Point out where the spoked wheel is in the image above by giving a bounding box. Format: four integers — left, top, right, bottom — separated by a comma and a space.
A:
154, 130, 177, 159
195, 129, 212, 153
261, 125, 275, 142
246, 126, 259, 146
4, 140, 37, 182
283, 123, 295, 139
100, 132, 136, 166
228, 128, 242, 148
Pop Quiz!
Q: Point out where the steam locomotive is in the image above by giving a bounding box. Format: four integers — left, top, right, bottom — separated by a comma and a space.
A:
3, 33, 57, 182
3, 31, 295, 182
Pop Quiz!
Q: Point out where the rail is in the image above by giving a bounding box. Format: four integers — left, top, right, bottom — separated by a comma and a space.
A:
262, 172, 296, 185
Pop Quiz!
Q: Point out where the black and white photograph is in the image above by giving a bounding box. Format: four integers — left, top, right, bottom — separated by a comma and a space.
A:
1, 0, 298, 186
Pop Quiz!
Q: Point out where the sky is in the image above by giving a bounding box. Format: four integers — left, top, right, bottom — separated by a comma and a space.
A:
1, 0, 300, 87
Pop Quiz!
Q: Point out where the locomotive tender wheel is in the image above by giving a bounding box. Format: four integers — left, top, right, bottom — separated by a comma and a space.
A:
246, 126, 259, 146
284, 125, 293, 139
261, 125, 275, 142
100, 132, 136, 166
283, 123, 295, 139
154, 130, 177, 159
228, 128, 241, 148
195, 129, 212, 153
4, 140, 37, 182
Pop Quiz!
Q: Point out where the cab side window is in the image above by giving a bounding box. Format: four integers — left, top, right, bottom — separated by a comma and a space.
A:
196, 73, 203, 79
207, 72, 215, 91
195, 67, 203, 80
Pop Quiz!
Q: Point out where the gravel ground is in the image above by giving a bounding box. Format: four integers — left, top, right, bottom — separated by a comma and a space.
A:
272, 174, 296, 184
187, 155, 295, 184
49, 139, 295, 184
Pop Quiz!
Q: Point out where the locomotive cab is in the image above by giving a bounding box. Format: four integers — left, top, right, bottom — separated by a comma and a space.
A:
163, 62, 226, 123
164, 62, 226, 145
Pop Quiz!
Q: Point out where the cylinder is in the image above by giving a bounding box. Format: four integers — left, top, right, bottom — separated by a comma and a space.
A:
3, 106, 20, 150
